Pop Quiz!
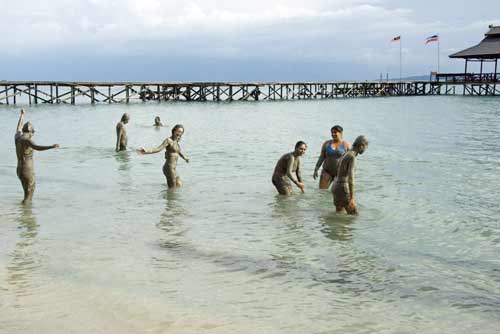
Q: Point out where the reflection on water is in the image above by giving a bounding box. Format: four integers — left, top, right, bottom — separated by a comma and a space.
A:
114, 150, 131, 171
320, 212, 356, 242
7, 204, 39, 297
157, 189, 188, 249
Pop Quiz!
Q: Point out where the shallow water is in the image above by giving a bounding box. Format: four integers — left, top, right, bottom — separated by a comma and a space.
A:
1, 97, 499, 333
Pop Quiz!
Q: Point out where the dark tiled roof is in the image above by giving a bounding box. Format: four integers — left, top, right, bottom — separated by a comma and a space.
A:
450, 26, 500, 59
486, 26, 500, 36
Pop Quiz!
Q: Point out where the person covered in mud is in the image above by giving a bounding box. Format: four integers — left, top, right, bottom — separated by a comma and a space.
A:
153, 116, 164, 127
313, 125, 350, 189
116, 113, 130, 152
137, 124, 189, 188
272, 141, 307, 196
332, 135, 368, 215
14, 109, 60, 204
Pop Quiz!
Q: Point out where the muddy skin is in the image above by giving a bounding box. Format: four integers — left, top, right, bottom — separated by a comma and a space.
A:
116, 113, 130, 152
14, 109, 59, 204
272, 141, 307, 196
138, 124, 189, 188
313, 125, 351, 190
332, 135, 368, 215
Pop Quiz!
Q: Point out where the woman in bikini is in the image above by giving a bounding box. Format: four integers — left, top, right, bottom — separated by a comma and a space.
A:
137, 124, 189, 188
313, 125, 350, 189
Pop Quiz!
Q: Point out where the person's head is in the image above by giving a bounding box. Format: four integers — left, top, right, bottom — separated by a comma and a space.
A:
352, 135, 369, 154
294, 140, 307, 156
171, 124, 184, 140
331, 125, 343, 141
121, 113, 130, 124
22, 122, 35, 137
154, 116, 161, 126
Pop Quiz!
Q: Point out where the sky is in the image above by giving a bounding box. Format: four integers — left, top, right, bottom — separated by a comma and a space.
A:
0, 0, 499, 81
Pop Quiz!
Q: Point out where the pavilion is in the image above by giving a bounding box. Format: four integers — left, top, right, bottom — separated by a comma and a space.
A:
438, 25, 500, 85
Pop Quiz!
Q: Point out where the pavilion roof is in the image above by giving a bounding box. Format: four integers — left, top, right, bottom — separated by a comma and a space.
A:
450, 25, 500, 59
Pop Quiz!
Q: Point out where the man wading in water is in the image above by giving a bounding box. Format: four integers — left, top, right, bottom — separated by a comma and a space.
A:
116, 113, 130, 152
332, 135, 368, 215
14, 109, 59, 204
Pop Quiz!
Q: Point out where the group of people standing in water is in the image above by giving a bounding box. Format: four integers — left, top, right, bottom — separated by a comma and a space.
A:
271, 125, 368, 215
14, 109, 368, 215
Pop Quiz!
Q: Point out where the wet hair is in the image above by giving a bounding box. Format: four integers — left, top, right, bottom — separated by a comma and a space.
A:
171, 124, 184, 135
154, 116, 161, 123
295, 140, 307, 149
121, 113, 129, 122
22, 122, 34, 133
352, 135, 368, 148
331, 125, 343, 133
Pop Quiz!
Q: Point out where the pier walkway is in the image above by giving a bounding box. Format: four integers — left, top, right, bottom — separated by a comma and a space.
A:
0, 79, 496, 105
0, 80, 447, 105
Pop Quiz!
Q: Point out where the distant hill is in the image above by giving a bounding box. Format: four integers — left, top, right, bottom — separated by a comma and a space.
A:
375, 74, 432, 81
401, 75, 432, 81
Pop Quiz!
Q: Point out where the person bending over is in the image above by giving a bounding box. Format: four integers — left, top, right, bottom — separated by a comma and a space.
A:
272, 141, 307, 196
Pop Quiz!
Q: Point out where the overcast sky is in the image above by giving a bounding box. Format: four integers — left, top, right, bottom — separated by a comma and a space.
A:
1, 0, 499, 81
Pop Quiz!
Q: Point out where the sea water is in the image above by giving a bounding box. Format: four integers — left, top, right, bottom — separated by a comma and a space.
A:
0, 96, 499, 333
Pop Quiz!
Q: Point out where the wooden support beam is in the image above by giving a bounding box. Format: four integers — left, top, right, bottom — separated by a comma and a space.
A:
4, 85, 8, 104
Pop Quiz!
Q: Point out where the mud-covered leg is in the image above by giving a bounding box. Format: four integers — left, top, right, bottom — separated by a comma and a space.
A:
21, 176, 35, 204
273, 176, 292, 196
319, 171, 333, 189
163, 162, 177, 188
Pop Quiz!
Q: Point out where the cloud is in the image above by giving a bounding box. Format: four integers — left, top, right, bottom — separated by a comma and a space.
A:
2, 1, 405, 51
1, 0, 499, 79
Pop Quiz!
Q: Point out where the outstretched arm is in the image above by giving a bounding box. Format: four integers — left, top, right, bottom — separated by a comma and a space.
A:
28, 140, 59, 151
138, 138, 169, 155
313, 141, 328, 179
16, 109, 25, 133
178, 149, 189, 163
288, 156, 304, 193
296, 158, 302, 183
286, 156, 298, 184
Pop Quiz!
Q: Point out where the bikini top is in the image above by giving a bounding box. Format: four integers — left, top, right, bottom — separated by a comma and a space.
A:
325, 141, 346, 159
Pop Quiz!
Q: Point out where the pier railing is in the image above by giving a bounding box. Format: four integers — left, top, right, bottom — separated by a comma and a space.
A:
436, 73, 500, 84
0, 80, 447, 105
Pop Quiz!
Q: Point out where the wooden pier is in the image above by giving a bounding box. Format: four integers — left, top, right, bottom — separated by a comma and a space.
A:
0, 80, 453, 105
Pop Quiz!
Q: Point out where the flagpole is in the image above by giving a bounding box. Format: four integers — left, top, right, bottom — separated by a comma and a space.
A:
437, 38, 440, 73
400, 37, 402, 81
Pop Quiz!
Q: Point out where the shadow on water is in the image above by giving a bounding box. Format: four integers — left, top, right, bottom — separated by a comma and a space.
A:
7, 204, 40, 297
320, 212, 357, 242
